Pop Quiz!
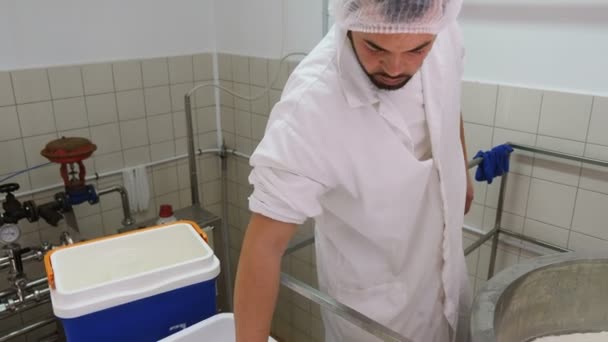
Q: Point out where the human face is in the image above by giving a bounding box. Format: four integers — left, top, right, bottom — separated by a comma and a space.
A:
348, 31, 436, 90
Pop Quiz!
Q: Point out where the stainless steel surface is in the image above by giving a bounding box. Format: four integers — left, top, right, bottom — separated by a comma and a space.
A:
464, 228, 498, 256
97, 185, 134, 226
118, 205, 220, 233
0, 316, 56, 342
184, 94, 201, 206
0, 276, 47, 300
488, 169, 509, 279
280, 273, 411, 342
472, 253, 608, 342
499, 229, 570, 253
0, 298, 50, 320
219, 149, 234, 311
509, 142, 608, 168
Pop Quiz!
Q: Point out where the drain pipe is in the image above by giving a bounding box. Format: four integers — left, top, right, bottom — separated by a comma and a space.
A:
97, 185, 134, 226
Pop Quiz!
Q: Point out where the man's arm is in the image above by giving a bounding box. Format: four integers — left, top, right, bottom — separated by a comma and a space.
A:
234, 213, 297, 342
460, 114, 474, 214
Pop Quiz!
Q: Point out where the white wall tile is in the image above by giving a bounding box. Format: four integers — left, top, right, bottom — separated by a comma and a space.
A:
538, 91, 593, 141
78, 213, 105, 240
0, 139, 26, 175
492, 128, 536, 176
150, 140, 175, 161
485, 173, 530, 217
251, 114, 268, 141
233, 83, 251, 112
203, 181, 221, 206
91, 123, 122, 154
156, 191, 180, 211
29, 164, 60, 189
175, 137, 188, 155
0, 72, 15, 106
193, 54, 214, 81
251, 86, 270, 115
142, 58, 169, 87
102, 207, 125, 235
147, 113, 174, 143
176, 162, 190, 189
86, 93, 118, 126
217, 54, 233, 81
532, 136, 584, 186
523, 218, 569, 247
572, 189, 608, 241
82, 63, 114, 95
269, 59, 289, 90
501, 212, 525, 234
463, 123, 493, 160
580, 144, 608, 194
120, 118, 149, 149
48, 66, 83, 99
197, 107, 216, 134
195, 83, 216, 108
493, 248, 520, 274
116, 89, 145, 121
527, 178, 577, 228
54, 97, 88, 131
470, 171, 487, 205
0, 106, 21, 141
231, 55, 250, 84
587, 96, 608, 146
221, 107, 236, 134
17, 101, 56, 137
250, 58, 269, 87
23, 133, 57, 167
145, 86, 172, 116
113, 61, 142, 91
495, 86, 542, 133
170, 83, 194, 112
153, 166, 179, 196
94, 151, 124, 173
11, 69, 51, 104
461, 82, 497, 126
568, 232, 608, 255
235, 110, 252, 139
172, 111, 187, 138
464, 203, 484, 229
124, 146, 151, 167
168, 56, 194, 84
219, 81, 235, 108
482, 207, 497, 231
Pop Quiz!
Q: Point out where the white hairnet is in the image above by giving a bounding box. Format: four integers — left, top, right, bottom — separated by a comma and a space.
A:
331, 0, 463, 34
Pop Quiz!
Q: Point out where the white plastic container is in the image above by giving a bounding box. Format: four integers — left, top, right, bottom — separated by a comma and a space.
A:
159, 313, 278, 342
44, 221, 220, 342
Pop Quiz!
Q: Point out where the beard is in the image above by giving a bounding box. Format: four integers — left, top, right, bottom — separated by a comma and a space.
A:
348, 32, 412, 91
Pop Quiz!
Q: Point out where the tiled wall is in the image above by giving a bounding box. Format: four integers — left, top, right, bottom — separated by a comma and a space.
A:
461, 82, 608, 293
215, 53, 325, 341
0, 54, 224, 341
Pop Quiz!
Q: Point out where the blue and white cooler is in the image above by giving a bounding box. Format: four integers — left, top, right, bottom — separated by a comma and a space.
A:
44, 220, 220, 341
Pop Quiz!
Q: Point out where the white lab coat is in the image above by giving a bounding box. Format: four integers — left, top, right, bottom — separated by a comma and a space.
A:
248, 22, 471, 342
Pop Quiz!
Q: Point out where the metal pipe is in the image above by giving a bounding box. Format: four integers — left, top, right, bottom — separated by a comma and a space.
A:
468, 157, 484, 169
219, 146, 234, 311
488, 164, 510, 279
285, 237, 316, 255
464, 228, 498, 256
0, 249, 42, 271
184, 94, 201, 206
509, 142, 608, 168
281, 273, 410, 342
0, 298, 51, 320
0, 317, 56, 342
0, 276, 48, 300
97, 185, 134, 226
499, 229, 571, 253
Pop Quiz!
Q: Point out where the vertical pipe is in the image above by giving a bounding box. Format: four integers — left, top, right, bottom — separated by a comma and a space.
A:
488, 156, 510, 279
218, 147, 234, 311
184, 94, 201, 206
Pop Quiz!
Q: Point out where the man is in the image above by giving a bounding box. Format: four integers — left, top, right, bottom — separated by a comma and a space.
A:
235, 0, 474, 341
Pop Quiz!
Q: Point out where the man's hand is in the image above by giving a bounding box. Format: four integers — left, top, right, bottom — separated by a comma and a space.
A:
465, 172, 474, 214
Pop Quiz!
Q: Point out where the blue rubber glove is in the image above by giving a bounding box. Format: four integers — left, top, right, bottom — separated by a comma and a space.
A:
474, 144, 514, 184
